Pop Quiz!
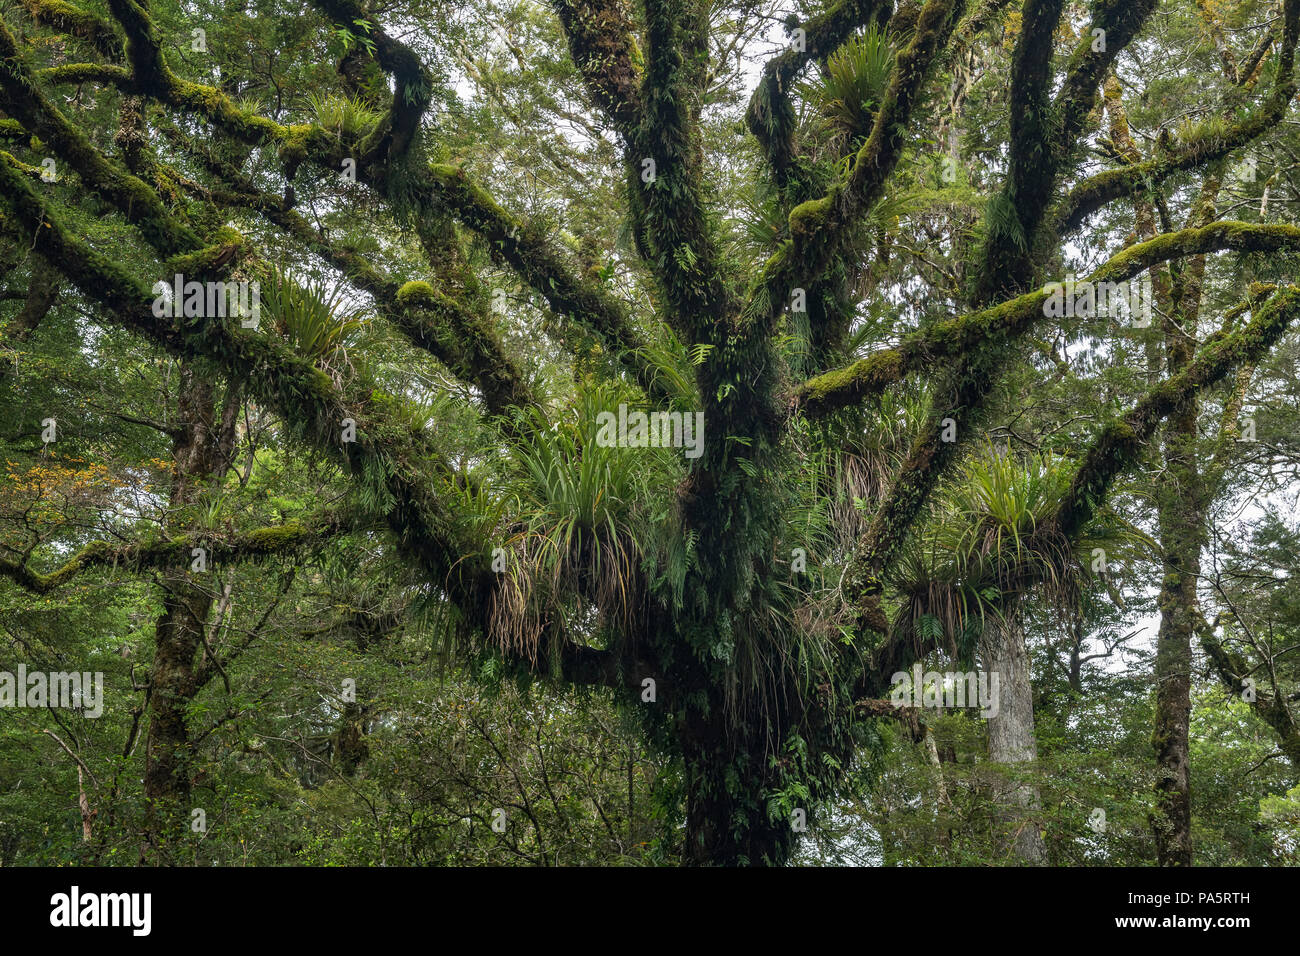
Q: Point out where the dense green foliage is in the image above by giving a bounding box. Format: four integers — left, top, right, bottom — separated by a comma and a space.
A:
2, 0, 1300, 866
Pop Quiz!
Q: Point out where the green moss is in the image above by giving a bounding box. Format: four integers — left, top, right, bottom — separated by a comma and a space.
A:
395, 280, 436, 306
168, 79, 287, 151
277, 123, 318, 166
163, 229, 247, 276
36, 539, 115, 589
787, 195, 832, 242
308, 367, 335, 399
24, 0, 122, 56
28, 0, 81, 15
428, 164, 517, 229
243, 523, 308, 554
39, 61, 127, 86
796, 348, 902, 410
27, 0, 99, 25
0, 150, 41, 177
1108, 421, 1138, 445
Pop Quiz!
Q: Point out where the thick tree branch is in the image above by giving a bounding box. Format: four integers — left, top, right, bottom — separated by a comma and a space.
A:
550, 0, 644, 138
0, 19, 196, 256
310, 0, 432, 161
1052, 0, 1159, 158
793, 222, 1300, 416
21, 0, 124, 60
1057, 0, 1300, 235
0, 150, 628, 692
0, 513, 352, 595
637, 0, 739, 341
745, 0, 888, 185
1053, 285, 1300, 540
171, 136, 537, 417
744, 0, 962, 337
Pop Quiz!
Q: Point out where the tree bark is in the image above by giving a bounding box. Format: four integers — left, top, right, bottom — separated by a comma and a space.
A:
1150, 439, 1200, 867
679, 698, 793, 866
982, 611, 1047, 864
1148, 162, 1221, 867
140, 368, 240, 861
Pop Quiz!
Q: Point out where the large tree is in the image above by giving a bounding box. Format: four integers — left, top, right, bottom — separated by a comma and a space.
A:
4, 0, 1300, 865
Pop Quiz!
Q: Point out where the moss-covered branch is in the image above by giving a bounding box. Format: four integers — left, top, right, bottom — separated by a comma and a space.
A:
1051, 0, 1158, 159
1054, 285, 1300, 540
424, 163, 675, 405
0, 19, 197, 256
550, 0, 644, 139
1057, 0, 1300, 235
0, 149, 46, 182
0, 514, 353, 595
0, 148, 626, 692
744, 0, 888, 184
36, 62, 133, 85
793, 221, 1300, 416
393, 281, 537, 415
743, 0, 962, 337
1058, 106, 1290, 236
840, 347, 997, 645
20, 0, 124, 60
965, 0, 1063, 305
637, 0, 739, 342
165, 132, 536, 418
309, 0, 432, 161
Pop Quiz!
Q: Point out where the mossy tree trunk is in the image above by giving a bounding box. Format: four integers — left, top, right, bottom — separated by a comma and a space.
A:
141, 368, 240, 862
1148, 161, 1221, 867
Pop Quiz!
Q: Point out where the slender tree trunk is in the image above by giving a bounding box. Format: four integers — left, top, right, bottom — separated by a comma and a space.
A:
1150, 421, 1201, 867
77, 765, 93, 843
140, 369, 239, 861
982, 611, 1047, 864
0, 256, 58, 392
1106, 76, 1221, 865
1148, 162, 1220, 867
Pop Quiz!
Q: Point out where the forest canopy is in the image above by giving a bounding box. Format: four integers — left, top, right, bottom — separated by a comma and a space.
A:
2, 0, 1300, 867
